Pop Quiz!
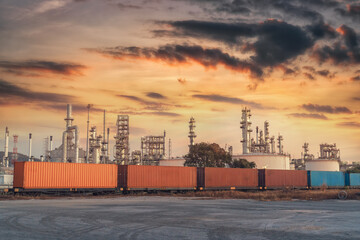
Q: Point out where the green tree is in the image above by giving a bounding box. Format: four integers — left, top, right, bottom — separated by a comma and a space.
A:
230, 159, 256, 169
184, 142, 232, 167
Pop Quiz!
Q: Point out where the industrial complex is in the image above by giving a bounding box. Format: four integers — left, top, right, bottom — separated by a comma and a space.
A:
0, 104, 354, 178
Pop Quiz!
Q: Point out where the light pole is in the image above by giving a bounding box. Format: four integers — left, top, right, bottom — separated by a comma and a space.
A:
86, 104, 93, 163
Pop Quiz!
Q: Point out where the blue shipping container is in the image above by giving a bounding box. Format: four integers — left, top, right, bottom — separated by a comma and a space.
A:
308, 171, 345, 188
346, 173, 360, 187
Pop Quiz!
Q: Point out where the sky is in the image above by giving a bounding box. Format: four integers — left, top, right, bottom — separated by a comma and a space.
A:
0, 0, 359, 162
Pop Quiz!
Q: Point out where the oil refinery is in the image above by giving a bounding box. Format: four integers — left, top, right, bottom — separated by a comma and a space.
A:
0, 104, 349, 173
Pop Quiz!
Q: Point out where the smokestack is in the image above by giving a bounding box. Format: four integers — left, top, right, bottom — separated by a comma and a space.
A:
29, 133, 32, 161
4, 127, 9, 159
65, 104, 73, 128
107, 127, 110, 159
49, 136, 53, 151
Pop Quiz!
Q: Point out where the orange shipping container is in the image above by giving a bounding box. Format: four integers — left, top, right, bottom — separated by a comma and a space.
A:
13, 162, 117, 189
198, 167, 258, 189
118, 165, 197, 190
258, 169, 308, 189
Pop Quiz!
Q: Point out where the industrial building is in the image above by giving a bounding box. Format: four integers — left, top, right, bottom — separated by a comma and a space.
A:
232, 107, 291, 170
49, 104, 86, 163
305, 143, 341, 171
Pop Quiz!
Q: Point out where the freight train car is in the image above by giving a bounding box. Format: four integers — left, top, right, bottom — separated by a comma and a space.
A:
345, 173, 360, 188
307, 171, 345, 188
13, 162, 118, 192
197, 167, 258, 190
118, 165, 197, 191
259, 169, 308, 189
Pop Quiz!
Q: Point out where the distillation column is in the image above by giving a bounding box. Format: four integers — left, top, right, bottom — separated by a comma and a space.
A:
188, 117, 196, 151
240, 108, 252, 154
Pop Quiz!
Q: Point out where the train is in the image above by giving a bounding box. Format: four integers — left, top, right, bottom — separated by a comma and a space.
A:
2, 161, 360, 194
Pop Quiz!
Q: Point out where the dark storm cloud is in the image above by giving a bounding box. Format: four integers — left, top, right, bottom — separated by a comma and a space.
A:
0, 79, 84, 113
336, 121, 360, 128
302, 103, 352, 114
192, 94, 264, 109
0, 79, 75, 104
352, 97, 360, 101
85, 44, 263, 78
288, 113, 328, 120
306, 22, 337, 39
0, 60, 87, 76
117, 110, 181, 117
303, 66, 335, 78
155, 19, 313, 67
335, 4, 360, 21
117, 94, 187, 112
117, 3, 141, 10
337, 25, 358, 49
312, 24, 359, 65
351, 75, 360, 81
303, 72, 315, 80
146, 92, 166, 99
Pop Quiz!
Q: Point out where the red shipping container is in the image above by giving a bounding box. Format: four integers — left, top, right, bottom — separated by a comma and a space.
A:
118, 165, 197, 190
198, 167, 258, 190
13, 162, 117, 189
258, 169, 308, 189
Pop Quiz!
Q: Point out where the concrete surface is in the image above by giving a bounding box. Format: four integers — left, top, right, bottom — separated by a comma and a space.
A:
0, 197, 359, 239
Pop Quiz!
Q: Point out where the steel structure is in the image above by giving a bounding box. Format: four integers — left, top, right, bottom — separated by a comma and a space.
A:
141, 131, 166, 165
188, 117, 196, 151
2, 127, 9, 167
114, 115, 129, 165
240, 108, 252, 154
11, 134, 18, 166
319, 143, 340, 160
89, 126, 101, 164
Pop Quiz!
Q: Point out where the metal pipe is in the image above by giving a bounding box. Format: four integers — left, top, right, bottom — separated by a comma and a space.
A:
68, 126, 79, 163
4, 127, 9, 166
49, 136, 53, 151
86, 104, 92, 163
107, 127, 110, 160
62, 131, 68, 162
28, 133, 32, 161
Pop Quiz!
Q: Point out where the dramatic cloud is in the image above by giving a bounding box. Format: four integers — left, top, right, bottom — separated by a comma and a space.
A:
288, 113, 328, 120
0, 79, 75, 105
0, 60, 87, 76
303, 72, 315, 80
337, 121, 360, 128
312, 25, 360, 65
335, 4, 360, 21
351, 75, 360, 81
86, 44, 263, 78
116, 94, 186, 113
302, 103, 352, 114
146, 92, 166, 99
192, 94, 264, 109
302, 66, 335, 78
155, 19, 314, 67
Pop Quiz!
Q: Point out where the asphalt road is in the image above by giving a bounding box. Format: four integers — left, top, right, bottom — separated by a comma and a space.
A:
0, 197, 359, 239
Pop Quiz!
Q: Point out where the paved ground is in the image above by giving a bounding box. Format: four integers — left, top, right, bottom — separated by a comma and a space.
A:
0, 197, 359, 239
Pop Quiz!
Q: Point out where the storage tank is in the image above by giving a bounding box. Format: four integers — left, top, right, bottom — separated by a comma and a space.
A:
232, 154, 290, 170
305, 159, 340, 171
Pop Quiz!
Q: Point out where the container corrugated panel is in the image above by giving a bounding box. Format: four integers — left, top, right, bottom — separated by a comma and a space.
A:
349, 173, 360, 187
263, 170, 308, 188
308, 171, 345, 188
118, 165, 197, 189
204, 167, 258, 189
13, 162, 117, 189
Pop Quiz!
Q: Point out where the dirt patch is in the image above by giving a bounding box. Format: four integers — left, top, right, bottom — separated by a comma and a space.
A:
1, 189, 359, 201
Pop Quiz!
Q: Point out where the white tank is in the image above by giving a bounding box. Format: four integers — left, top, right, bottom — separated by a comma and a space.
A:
232, 154, 290, 170
305, 159, 340, 171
